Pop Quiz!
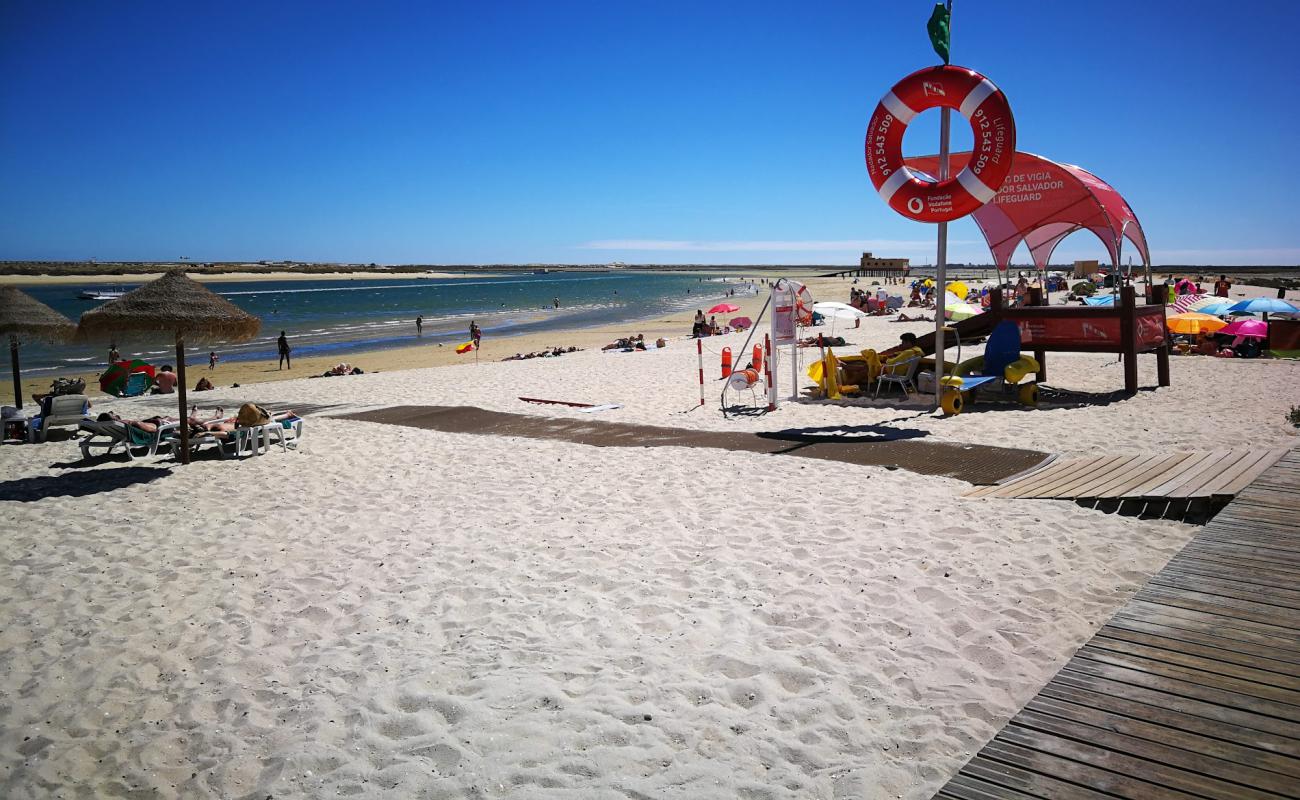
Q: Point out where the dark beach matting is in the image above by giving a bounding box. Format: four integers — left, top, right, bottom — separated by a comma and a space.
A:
934, 448, 1300, 799
337, 405, 1049, 486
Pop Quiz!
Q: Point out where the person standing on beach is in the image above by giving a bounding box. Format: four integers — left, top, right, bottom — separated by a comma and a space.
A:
109, 343, 120, 363
553, 297, 560, 309
277, 331, 291, 370
416, 315, 423, 337
469, 320, 481, 349
1214, 275, 1231, 298
208, 351, 218, 370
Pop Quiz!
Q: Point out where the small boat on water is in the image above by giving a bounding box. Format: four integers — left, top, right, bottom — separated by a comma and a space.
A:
78, 288, 127, 301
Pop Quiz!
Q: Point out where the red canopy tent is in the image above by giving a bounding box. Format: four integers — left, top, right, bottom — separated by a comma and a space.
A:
904, 151, 1150, 285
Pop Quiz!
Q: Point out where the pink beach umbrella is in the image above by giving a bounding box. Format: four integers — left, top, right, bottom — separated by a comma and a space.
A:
708, 302, 740, 314
1219, 319, 1269, 338
729, 316, 753, 330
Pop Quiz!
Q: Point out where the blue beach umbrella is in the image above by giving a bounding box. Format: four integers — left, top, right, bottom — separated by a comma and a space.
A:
1227, 297, 1300, 315
1196, 300, 1234, 316
1083, 295, 1115, 306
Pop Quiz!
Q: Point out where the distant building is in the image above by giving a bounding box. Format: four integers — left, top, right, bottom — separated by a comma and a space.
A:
857, 252, 909, 277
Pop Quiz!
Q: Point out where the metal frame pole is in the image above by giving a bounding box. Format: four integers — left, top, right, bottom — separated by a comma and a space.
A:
934, 107, 951, 408
10, 334, 21, 409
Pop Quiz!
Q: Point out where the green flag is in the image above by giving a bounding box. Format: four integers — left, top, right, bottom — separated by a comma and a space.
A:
927, 2, 951, 64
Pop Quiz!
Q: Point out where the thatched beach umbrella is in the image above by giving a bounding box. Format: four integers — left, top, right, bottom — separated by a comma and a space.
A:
0, 286, 77, 409
77, 270, 260, 463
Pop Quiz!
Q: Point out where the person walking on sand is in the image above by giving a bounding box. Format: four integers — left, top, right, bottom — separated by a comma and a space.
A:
208, 351, 218, 370
416, 315, 423, 337
277, 331, 291, 370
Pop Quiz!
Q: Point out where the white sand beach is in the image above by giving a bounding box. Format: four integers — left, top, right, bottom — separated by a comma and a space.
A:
5, 291, 1296, 798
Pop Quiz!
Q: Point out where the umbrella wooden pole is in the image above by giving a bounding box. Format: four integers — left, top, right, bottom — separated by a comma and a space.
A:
175, 332, 190, 464
10, 334, 21, 409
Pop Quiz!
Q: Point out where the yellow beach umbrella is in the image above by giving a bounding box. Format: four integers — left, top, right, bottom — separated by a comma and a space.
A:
945, 280, 969, 299
1167, 312, 1227, 335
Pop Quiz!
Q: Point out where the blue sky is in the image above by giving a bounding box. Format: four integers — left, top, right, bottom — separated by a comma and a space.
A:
2, 1, 1297, 266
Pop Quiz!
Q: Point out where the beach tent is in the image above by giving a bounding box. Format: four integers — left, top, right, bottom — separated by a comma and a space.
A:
0, 286, 77, 408
904, 151, 1151, 288
76, 270, 260, 464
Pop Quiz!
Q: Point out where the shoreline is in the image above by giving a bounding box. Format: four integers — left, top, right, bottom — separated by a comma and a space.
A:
12, 274, 823, 403
11, 273, 1298, 406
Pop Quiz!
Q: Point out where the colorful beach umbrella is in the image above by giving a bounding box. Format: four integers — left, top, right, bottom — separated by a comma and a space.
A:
1195, 300, 1234, 316
945, 301, 982, 321
99, 360, 156, 395
1227, 297, 1300, 315
1220, 319, 1269, 338
945, 280, 969, 299
707, 303, 740, 314
729, 316, 753, 330
1166, 312, 1227, 335
1173, 293, 1208, 313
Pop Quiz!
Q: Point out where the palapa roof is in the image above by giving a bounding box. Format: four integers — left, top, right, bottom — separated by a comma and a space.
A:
76, 270, 261, 343
0, 285, 77, 342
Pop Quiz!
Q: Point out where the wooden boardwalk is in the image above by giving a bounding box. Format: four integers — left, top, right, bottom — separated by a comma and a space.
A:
934, 448, 1300, 799
965, 448, 1291, 503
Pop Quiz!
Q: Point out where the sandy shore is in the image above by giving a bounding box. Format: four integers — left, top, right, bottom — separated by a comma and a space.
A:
2, 277, 1297, 798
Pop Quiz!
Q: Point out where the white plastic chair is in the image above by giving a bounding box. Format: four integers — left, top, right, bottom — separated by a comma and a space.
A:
874, 356, 921, 399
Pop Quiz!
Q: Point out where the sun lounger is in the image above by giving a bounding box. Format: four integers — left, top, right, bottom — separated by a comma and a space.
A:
28, 395, 91, 442
172, 416, 303, 459
78, 418, 178, 460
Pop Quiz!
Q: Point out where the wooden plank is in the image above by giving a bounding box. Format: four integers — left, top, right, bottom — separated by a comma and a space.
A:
1015, 703, 1300, 794
949, 758, 1144, 800
1087, 632, 1300, 692
1166, 554, 1300, 590
1167, 449, 1263, 499
1217, 448, 1295, 497
979, 740, 1200, 800
984, 455, 1111, 499
1119, 600, 1300, 656
1054, 667, 1300, 740
1121, 452, 1203, 497
1093, 453, 1191, 499
1039, 680, 1300, 762
1063, 655, 1294, 724
966, 457, 1082, 498
1135, 586, 1300, 632
935, 452, 1300, 799
1069, 453, 1173, 500
1151, 569, 1300, 611
1174, 544, 1300, 574
995, 723, 1284, 800
1108, 612, 1300, 666
1098, 622, 1300, 677
1198, 449, 1289, 499
1142, 449, 1234, 499
1038, 454, 1139, 499
1075, 645, 1300, 709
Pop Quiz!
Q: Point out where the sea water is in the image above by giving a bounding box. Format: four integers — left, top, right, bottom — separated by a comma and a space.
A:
12, 271, 751, 377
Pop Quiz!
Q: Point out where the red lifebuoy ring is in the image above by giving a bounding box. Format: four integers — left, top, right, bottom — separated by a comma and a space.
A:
865, 65, 1015, 223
